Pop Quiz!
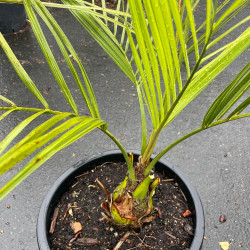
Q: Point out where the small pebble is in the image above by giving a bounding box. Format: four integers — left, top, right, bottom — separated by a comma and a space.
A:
219, 214, 227, 223
184, 224, 194, 235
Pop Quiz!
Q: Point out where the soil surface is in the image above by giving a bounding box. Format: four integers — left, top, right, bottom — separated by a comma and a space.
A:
49, 162, 194, 249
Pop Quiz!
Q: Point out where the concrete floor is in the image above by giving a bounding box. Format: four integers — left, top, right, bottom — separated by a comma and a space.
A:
0, 4, 249, 250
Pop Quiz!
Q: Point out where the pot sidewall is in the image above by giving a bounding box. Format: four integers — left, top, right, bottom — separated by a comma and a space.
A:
37, 150, 204, 250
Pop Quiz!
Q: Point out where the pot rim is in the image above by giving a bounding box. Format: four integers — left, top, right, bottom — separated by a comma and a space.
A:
37, 149, 204, 250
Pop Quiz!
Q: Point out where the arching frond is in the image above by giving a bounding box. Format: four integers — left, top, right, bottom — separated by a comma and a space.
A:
202, 63, 250, 127
0, 110, 106, 199
0, 33, 49, 109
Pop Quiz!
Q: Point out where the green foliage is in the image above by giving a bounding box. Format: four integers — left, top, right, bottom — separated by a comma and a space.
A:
0, 0, 249, 214
202, 63, 250, 127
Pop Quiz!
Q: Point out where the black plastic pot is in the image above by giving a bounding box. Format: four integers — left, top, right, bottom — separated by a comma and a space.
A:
37, 150, 205, 249
0, 4, 26, 34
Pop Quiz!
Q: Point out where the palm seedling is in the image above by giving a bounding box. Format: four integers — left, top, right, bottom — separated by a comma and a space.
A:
0, 0, 249, 229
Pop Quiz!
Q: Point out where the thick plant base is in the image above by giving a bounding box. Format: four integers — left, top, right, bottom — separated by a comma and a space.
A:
37, 150, 205, 249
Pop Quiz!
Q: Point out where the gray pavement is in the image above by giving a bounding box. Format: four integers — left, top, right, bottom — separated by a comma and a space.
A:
0, 5, 249, 250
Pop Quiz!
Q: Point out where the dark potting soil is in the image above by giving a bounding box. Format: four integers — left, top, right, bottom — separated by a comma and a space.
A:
49, 162, 194, 249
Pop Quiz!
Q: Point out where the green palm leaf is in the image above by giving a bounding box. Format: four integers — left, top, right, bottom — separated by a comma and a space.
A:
167, 27, 250, 127
202, 63, 250, 127
31, 0, 100, 118
23, 0, 78, 114
0, 0, 249, 203
128, 0, 160, 128
215, 0, 246, 28
187, 0, 248, 56
0, 112, 73, 158
0, 111, 45, 155
0, 115, 103, 175
227, 97, 250, 119
62, 0, 136, 84
0, 95, 16, 107
144, 0, 174, 112
0, 116, 106, 199
168, 0, 190, 77
184, 0, 199, 61
0, 110, 15, 121
122, 0, 249, 163
0, 33, 49, 109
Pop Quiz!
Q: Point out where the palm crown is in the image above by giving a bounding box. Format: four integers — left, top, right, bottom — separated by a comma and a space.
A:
0, 0, 249, 226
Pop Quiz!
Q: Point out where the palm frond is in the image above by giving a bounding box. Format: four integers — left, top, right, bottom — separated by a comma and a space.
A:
167, 27, 250, 127
145, 62, 249, 173
168, 0, 191, 77
0, 114, 106, 199
61, 0, 136, 84
187, 0, 248, 56
0, 95, 16, 107
207, 15, 250, 50
0, 111, 45, 155
128, 0, 160, 128
23, 0, 79, 114
0, 110, 15, 122
32, 0, 100, 118
0, 33, 49, 109
184, 0, 199, 61
202, 63, 250, 127
123, 0, 249, 132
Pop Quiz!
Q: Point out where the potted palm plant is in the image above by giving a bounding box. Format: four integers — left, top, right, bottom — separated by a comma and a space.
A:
0, 0, 249, 249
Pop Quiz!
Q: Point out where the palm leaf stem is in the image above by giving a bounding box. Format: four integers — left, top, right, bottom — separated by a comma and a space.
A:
0, 0, 132, 20
103, 129, 135, 181
120, 3, 130, 46
0, 95, 16, 107
200, 42, 232, 64
0, 110, 15, 121
113, 0, 122, 36
136, 84, 147, 155
0, 106, 75, 116
145, 113, 250, 175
